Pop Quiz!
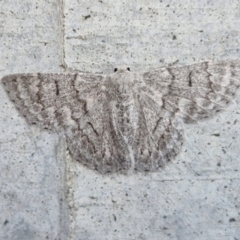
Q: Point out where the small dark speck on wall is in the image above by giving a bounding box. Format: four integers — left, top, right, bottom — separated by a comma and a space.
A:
84, 15, 91, 20
229, 218, 236, 222
4, 220, 9, 225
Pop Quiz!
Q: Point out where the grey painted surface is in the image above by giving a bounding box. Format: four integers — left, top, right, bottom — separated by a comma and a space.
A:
1, 0, 240, 239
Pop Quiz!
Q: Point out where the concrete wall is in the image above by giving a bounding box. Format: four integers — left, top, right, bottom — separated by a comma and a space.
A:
1, 0, 240, 239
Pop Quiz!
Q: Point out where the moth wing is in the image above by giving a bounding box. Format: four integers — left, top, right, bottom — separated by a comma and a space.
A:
142, 60, 240, 123
1, 73, 104, 132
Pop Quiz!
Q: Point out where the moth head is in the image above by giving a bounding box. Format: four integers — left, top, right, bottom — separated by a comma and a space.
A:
114, 67, 131, 73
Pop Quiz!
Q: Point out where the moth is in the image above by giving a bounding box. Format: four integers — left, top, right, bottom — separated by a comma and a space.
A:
2, 60, 240, 174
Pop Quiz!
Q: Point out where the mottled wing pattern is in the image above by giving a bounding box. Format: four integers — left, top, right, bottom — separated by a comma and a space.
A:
2, 73, 134, 173
1, 73, 103, 132
142, 60, 240, 123
2, 60, 240, 174
66, 77, 133, 174
127, 82, 184, 171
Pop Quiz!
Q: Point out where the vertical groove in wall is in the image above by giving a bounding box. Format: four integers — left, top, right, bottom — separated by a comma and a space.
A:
56, 136, 70, 240
60, 0, 68, 71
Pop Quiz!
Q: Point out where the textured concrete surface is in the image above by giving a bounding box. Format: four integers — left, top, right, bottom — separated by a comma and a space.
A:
0, 1, 68, 239
1, 0, 240, 239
